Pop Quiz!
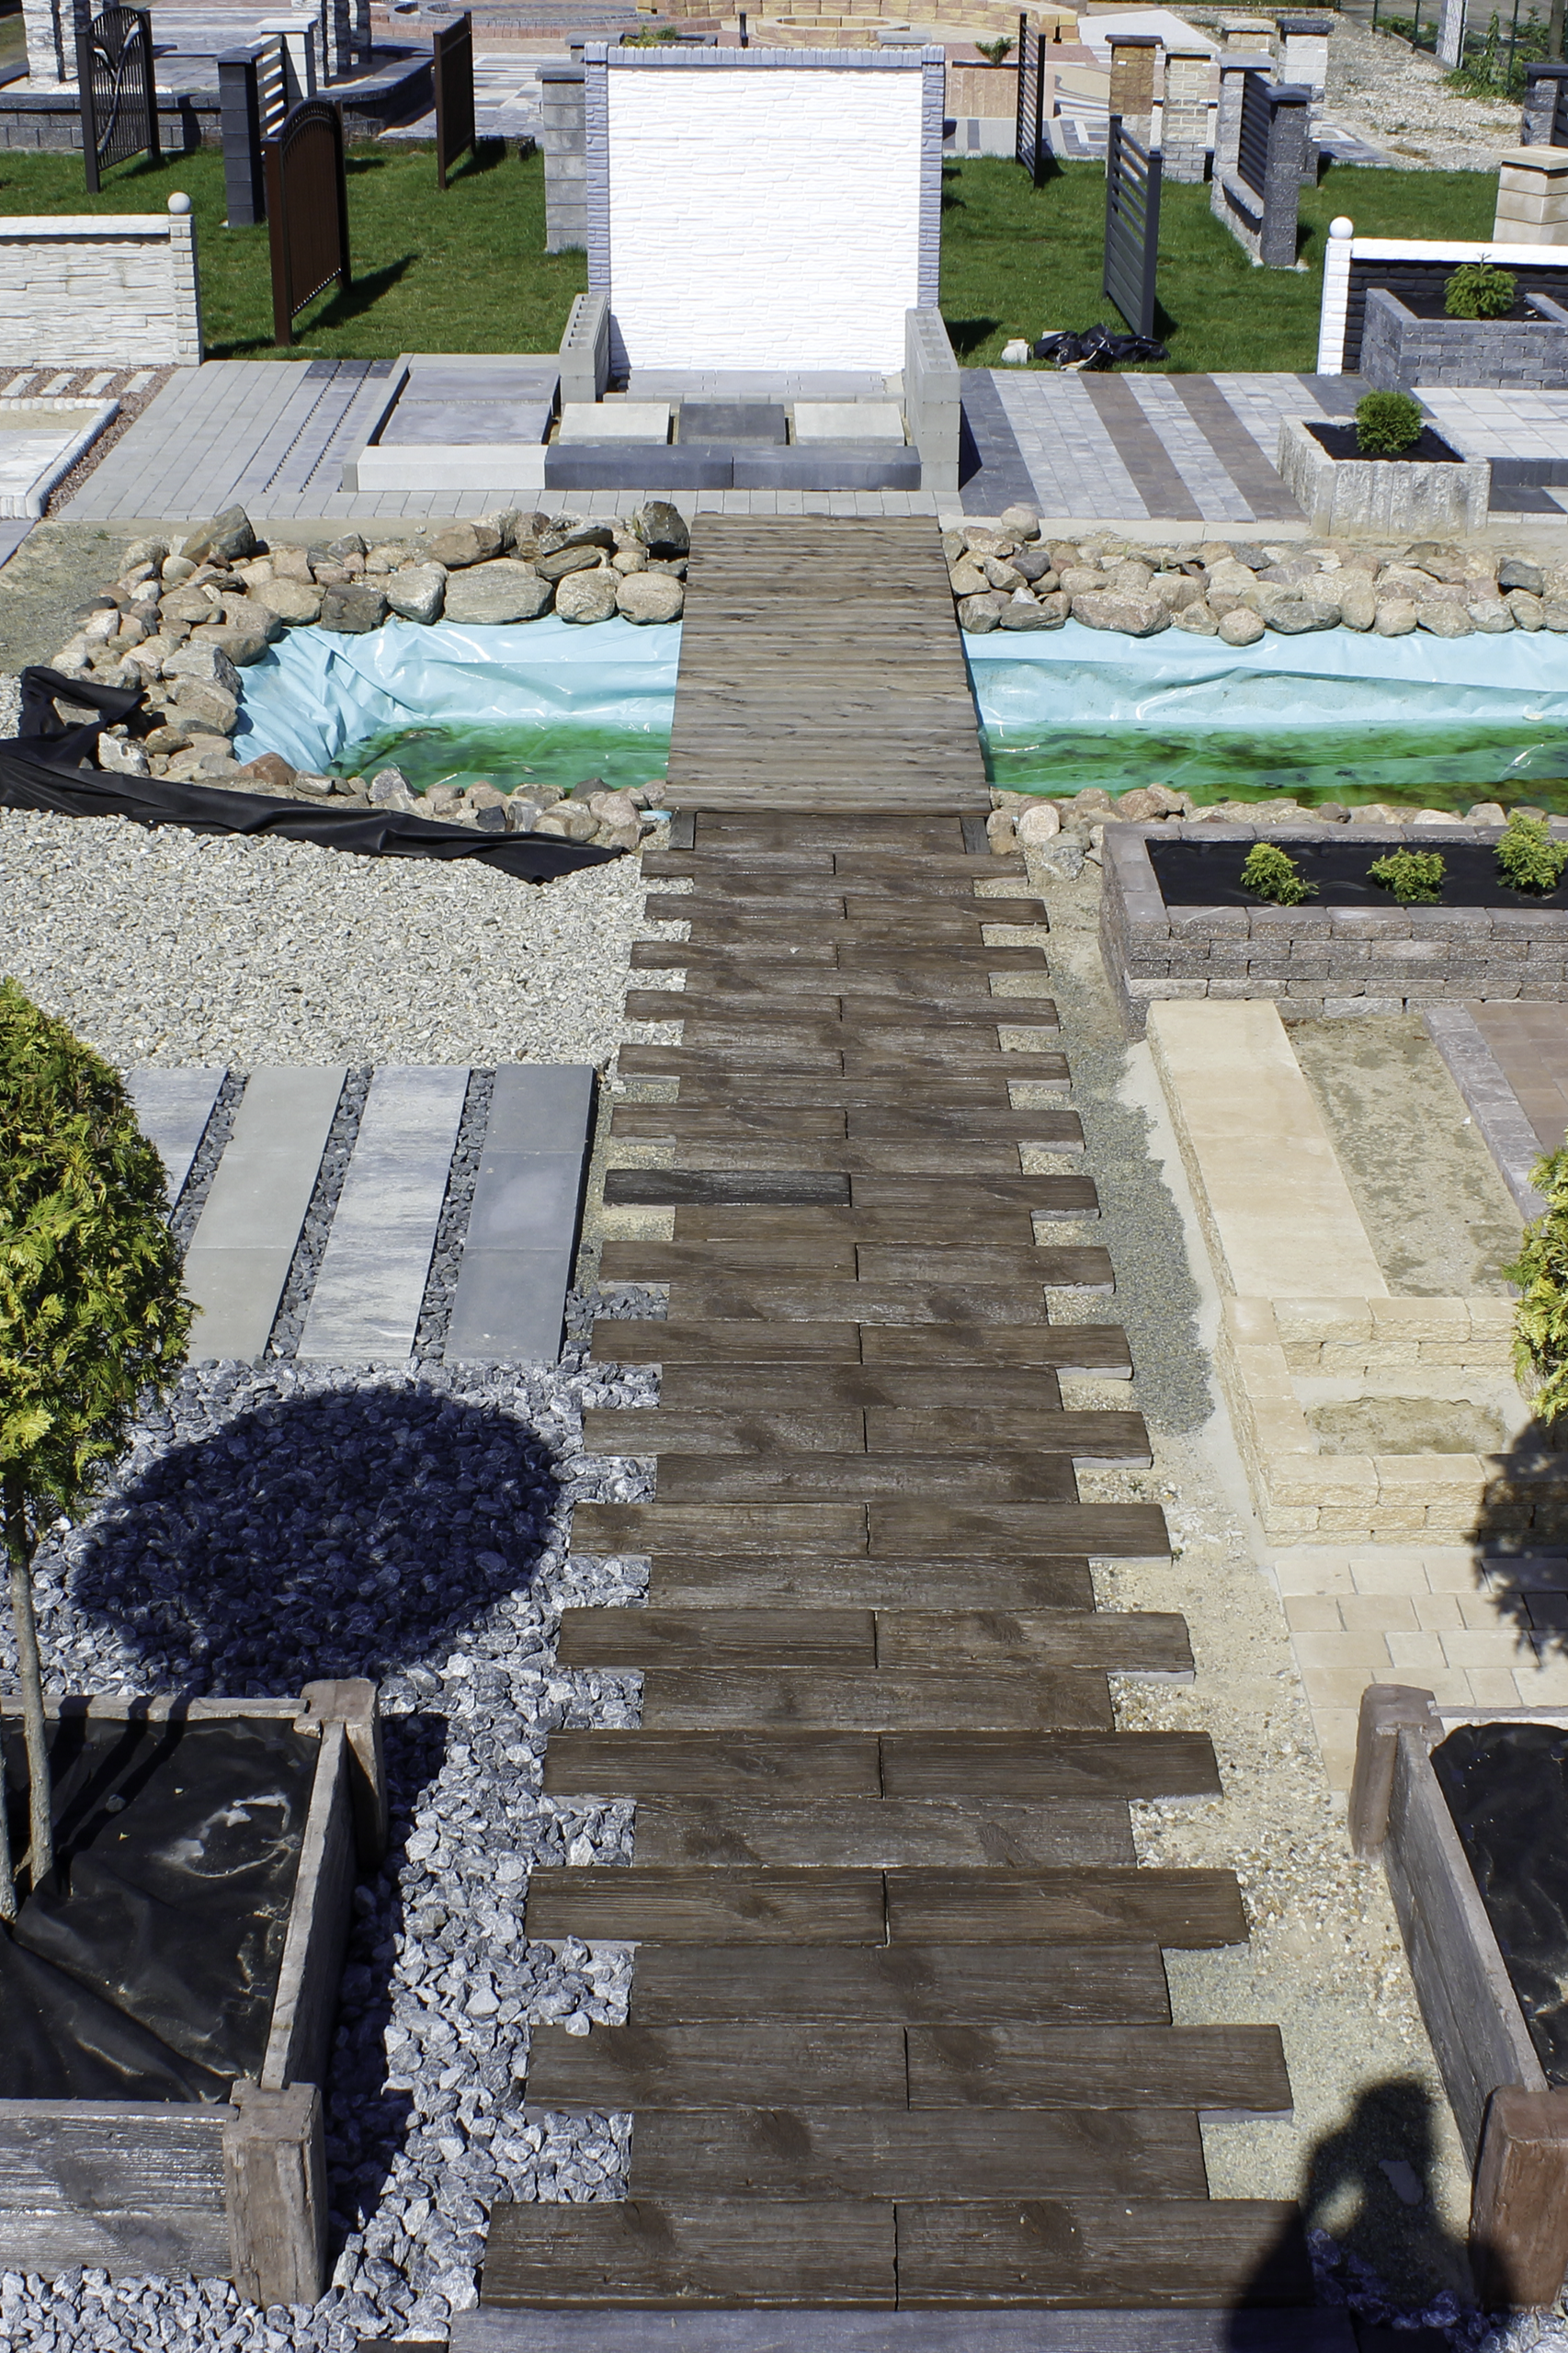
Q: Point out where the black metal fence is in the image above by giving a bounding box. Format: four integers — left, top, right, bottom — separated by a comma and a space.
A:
434, 7, 474, 187
76, 5, 159, 192
1103, 114, 1161, 339
264, 97, 350, 346
1237, 68, 1271, 198
1015, 12, 1050, 183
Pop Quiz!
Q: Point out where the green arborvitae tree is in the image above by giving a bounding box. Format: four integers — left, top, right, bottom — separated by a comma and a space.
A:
1507, 1141, 1568, 1429
0, 981, 191, 1920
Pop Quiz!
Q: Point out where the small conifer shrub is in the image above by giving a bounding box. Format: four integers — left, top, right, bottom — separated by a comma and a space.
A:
1240, 842, 1314, 906
1445, 261, 1517, 319
1368, 847, 1446, 904
1354, 391, 1426, 457
1496, 810, 1568, 894
1508, 1142, 1568, 1427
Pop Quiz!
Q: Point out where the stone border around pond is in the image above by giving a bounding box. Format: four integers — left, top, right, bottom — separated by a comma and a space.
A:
45, 502, 687, 847
1100, 820, 1568, 1036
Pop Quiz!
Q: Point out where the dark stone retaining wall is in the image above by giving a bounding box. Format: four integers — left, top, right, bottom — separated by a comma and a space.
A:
1100, 821, 1568, 1036
1361, 286, 1568, 394
0, 52, 430, 150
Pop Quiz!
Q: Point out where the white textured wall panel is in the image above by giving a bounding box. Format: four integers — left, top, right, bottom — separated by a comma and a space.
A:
0, 217, 202, 365
605, 67, 925, 371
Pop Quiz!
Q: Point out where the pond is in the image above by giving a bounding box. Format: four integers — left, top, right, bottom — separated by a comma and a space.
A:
966, 621, 1568, 813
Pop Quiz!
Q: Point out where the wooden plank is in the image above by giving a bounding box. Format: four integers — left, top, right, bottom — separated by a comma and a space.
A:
856, 1327, 1133, 1376
638, 1668, 1113, 1733
627, 991, 1061, 1030
653, 1204, 1091, 1245
600, 1245, 860, 1282
572, 1501, 1162, 1562
627, 2108, 1208, 2201
645, 1455, 1082, 1506
642, 897, 1048, 929
527, 2022, 908, 2109
631, 948, 1049, 986
543, 1731, 882, 1798
652, 1279, 1102, 1323
610, 1106, 850, 1140
644, 1555, 1097, 1611
886, 1870, 1248, 1949
523, 1867, 888, 1944
881, 1731, 1221, 1802
622, 1942, 1175, 2027
847, 1177, 1106, 1221
629, 1071, 1073, 1107
865, 1504, 1170, 1562
584, 1406, 869, 1452
879, 1611, 1191, 1677
480, 2197, 896, 2308
611, 1110, 1083, 1147
571, 1504, 872, 1554
590, 1322, 867, 1365
866, 1411, 1151, 1465
601, 1172, 851, 1208
559, 1607, 1183, 1677
258, 1720, 356, 2095
641, 1142, 1079, 1175
613, 1794, 1134, 1868
894, 2199, 1312, 2308
557, 1608, 879, 1668
583, 1405, 1147, 1460
654, 1366, 1066, 1412
905, 2024, 1293, 2113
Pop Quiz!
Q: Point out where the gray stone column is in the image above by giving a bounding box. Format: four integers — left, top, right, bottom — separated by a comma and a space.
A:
1162, 41, 1212, 183
1210, 52, 1270, 222
1276, 9, 1327, 176
1259, 82, 1310, 265
540, 60, 586, 254
22, 0, 73, 90
1522, 60, 1568, 145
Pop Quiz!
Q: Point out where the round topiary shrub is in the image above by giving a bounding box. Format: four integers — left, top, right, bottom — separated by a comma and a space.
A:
1445, 261, 1517, 319
1354, 391, 1426, 458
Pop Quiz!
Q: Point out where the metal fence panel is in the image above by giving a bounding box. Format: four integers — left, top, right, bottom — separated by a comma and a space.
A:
1237, 69, 1270, 197
263, 97, 351, 347
1015, 16, 1049, 182
76, 6, 159, 194
1103, 113, 1161, 340
434, 8, 475, 188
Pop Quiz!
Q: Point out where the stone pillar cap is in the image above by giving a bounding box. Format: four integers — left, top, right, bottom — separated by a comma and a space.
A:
1499, 141, 1568, 165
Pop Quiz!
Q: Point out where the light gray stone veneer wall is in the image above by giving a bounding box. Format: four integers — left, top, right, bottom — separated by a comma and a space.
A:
1100, 822, 1568, 1037
0, 208, 202, 366
540, 62, 586, 255
1362, 285, 1568, 392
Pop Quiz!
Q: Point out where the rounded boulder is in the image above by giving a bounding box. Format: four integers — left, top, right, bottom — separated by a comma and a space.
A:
555, 570, 619, 625
616, 571, 684, 625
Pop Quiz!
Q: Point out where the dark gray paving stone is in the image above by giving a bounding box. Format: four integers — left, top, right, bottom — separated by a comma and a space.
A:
464, 1151, 585, 1251
382, 400, 552, 447
485, 1063, 597, 1153
545, 445, 734, 490
957, 371, 1038, 517
128, 1064, 226, 1206
446, 1245, 578, 1363
678, 403, 789, 444
446, 1063, 595, 1364
403, 363, 561, 402
733, 444, 920, 491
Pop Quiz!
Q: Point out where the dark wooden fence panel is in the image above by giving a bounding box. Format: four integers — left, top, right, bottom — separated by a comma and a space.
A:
76, 5, 159, 194
1014, 16, 1049, 184
263, 97, 350, 347
434, 8, 474, 188
1103, 113, 1161, 340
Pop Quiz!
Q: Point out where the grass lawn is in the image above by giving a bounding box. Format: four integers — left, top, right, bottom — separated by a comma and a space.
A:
0, 138, 1495, 371
0, 139, 586, 358
938, 155, 1497, 370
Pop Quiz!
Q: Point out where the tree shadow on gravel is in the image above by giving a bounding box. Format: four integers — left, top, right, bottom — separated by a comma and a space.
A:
62, 1384, 564, 1695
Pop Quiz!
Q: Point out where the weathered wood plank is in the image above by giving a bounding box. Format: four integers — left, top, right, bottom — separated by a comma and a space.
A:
885, 1869, 1247, 1949
650, 1278, 1104, 1323
621, 1941, 1175, 2027
905, 2024, 1292, 2113
879, 1731, 1221, 1801
557, 1608, 880, 1668
523, 1867, 887, 1944
542, 1731, 882, 1798
559, 1605, 1183, 1677
653, 1366, 1065, 1413
627, 991, 1061, 1031
642, 1554, 1096, 1611
592, 1323, 1130, 1375
481, 2196, 897, 2307
572, 1501, 1161, 1561
855, 1326, 1133, 1376
644, 1454, 1081, 1506
864, 1503, 1170, 1562
615, 1794, 1134, 1868
527, 2022, 909, 2109
637, 1667, 1113, 1733
894, 2199, 1312, 2308
621, 1071, 1074, 1107
590, 1321, 867, 1365
582, 1405, 1145, 1460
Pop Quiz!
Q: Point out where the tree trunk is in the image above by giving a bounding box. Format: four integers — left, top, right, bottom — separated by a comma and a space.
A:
0, 1710, 15, 1923
3, 1473, 52, 1894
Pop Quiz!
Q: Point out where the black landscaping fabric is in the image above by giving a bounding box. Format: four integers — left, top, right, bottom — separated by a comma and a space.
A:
1303, 421, 1467, 466
1433, 1722, 1568, 2084
0, 1715, 315, 2101
1150, 836, 1568, 909
0, 668, 621, 882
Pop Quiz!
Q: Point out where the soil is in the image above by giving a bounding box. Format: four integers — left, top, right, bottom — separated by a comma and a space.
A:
0, 520, 147, 674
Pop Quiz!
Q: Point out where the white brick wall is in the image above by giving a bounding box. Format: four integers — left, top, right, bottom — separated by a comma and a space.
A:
0, 212, 203, 367
605, 66, 925, 372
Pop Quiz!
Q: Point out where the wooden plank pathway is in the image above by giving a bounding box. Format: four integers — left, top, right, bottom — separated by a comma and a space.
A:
664, 520, 991, 814
481, 810, 1312, 2321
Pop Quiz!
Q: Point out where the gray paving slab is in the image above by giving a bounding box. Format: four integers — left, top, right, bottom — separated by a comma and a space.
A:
677, 402, 788, 444
446, 1063, 594, 1364
128, 1064, 226, 1208
451, 2313, 1356, 2353
0, 520, 32, 573
297, 1064, 470, 1363
382, 400, 553, 447
184, 1064, 345, 1362
1424, 1004, 1552, 1220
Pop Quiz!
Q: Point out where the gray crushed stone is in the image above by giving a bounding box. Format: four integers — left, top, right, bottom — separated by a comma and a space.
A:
0, 672, 18, 740
414, 1069, 495, 1364
267, 1067, 371, 1357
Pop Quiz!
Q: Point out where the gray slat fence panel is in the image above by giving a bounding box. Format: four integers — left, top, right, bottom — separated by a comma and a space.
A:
1103, 116, 1162, 341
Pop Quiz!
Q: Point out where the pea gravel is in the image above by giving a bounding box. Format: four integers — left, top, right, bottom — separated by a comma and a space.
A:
0, 793, 644, 1073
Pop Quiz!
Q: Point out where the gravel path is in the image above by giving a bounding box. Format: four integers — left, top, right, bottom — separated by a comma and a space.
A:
0, 800, 645, 1071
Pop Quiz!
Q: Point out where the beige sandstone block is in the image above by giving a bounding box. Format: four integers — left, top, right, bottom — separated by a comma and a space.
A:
1265, 1505, 1324, 1538
1414, 1592, 1465, 1630
1370, 1298, 1470, 1344
1291, 1631, 1400, 1671
1274, 1300, 1375, 1347
1284, 1595, 1345, 1631
1272, 1551, 1356, 1595
1469, 1668, 1528, 1706
1374, 1453, 1486, 1495
1340, 1593, 1418, 1631
1441, 1628, 1530, 1668
1423, 1551, 1493, 1592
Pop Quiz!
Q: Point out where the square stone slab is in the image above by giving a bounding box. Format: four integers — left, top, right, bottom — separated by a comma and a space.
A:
403, 363, 560, 403
676, 402, 788, 444
382, 399, 552, 447
791, 401, 907, 443
558, 402, 673, 444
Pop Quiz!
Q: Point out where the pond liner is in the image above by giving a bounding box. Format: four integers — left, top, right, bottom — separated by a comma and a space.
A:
1150, 835, 1568, 908
1431, 1722, 1568, 2086
0, 1715, 317, 2103
0, 668, 620, 883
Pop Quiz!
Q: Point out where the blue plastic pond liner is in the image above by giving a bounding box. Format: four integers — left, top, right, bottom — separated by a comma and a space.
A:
234, 613, 682, 779
0, 668, 619, 882
965, 620, 1568, 804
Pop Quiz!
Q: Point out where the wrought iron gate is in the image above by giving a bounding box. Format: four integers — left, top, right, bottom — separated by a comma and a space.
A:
1015, 13, 1050, 183
76, 6, 159, 193
263, 97, 350, 346
1103, 113, 1161, 339
433, 7, 474, 188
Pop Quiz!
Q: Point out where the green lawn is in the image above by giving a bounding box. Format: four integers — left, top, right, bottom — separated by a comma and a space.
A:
0, 141, 586, 358
0, 139, 1497, 370
938, 156, 1498, 371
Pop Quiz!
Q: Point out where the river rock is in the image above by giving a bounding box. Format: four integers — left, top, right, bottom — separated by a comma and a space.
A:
1014, 801, 1062, 847
958, 593, 1006, 633
949, 559, 990, 597
249, 576, 324, 626
1171, 600, 1220, 635
1499, 557, 1545, 597
1266, 598, 1339, 634
999, 589, 1062, 631
1468, 601, 1515, 632
1373, 599, 1418, 636
535, 543, 607, 585
425, 522, 503, 570
616, 572, 684, 624
1337, 580, 1378, 631
1508, 591, 1545, 630
96, 732, 150, 776
555, 570, 619, 625
998, 504, 1040, 542
165, 642, 242, 697
1417, 604, 1473, 638
385, 563, 448, 624
369, 767, 416, 813
320, 583, 390, 633
1012, 549, 1057, 585
632, 502, 690, 559
985, 809, 1017, 852
1545, 601, 1568, 631
982, 555, 1027, 593
1057, 564, 1105, 598
193, 613, 278, 665
227, 751, 299, 797
443, 561, 553, 625
1217, 608, 1266, 647
1071, 591, 1168, 638
180, 506, 256, 565
537, 801, 599, 842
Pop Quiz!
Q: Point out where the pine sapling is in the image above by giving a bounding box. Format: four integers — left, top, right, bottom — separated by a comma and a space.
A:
1240, 841, 1314, 906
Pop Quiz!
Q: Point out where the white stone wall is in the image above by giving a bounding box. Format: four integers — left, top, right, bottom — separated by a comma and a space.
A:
604, 65, 926, 372
0, 213, 203, 367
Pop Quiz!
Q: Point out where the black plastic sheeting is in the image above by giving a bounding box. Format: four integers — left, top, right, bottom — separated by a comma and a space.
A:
1150, 836, 1568, 910
1433, 1722, 1568, 2085
0, 1714, 315, 2101
0, 667, 621, 883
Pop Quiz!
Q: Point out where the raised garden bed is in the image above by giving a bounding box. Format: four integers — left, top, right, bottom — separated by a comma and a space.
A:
0, 1679, 384, 2303
1360, 284, 1568, 396
1276, 415, 1490, 538
1352, 1686, 1568, 2307
1101, 819, 1568, 1034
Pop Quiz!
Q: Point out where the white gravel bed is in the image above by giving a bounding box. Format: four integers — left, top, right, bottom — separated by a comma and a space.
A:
1327, 16, 1520, 171
0, 674, 19, 740
0, 801, 644, 1072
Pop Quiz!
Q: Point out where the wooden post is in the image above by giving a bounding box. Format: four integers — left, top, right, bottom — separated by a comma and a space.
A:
1348, 1682, 1441, 1857
301, 1676, 387, 1864
222, 2080, 327, 2307
1471, 2086, 1568, 2308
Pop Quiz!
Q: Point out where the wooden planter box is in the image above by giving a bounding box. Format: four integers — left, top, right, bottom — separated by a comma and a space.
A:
1352, 1684, 1568, 2307
0, 1678, 385, 2305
